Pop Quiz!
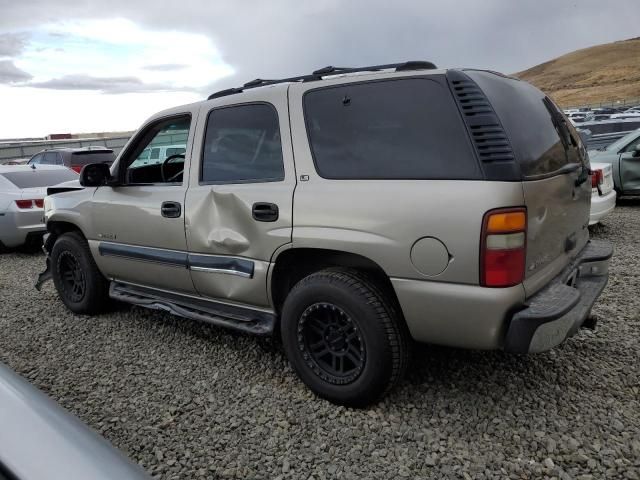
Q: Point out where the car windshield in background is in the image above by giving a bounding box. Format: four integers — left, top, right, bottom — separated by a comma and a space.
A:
1, 170, 78, 189
604, 129, 640, 152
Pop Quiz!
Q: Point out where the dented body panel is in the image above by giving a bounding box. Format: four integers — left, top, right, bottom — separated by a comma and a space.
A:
184, 86, 296, 307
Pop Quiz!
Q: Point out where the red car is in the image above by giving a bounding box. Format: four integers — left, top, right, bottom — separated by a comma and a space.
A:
27, 147, 115, 173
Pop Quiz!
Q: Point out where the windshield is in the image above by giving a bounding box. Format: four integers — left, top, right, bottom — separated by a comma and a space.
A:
605, 128, 640, 152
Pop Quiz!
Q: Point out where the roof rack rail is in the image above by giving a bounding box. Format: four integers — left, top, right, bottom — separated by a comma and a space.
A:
207, 60, 437, 100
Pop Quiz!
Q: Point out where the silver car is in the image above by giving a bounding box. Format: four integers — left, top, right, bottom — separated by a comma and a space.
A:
0, 362, 150, 480
0, 165, 78, 251
589, 128, 640, 195
39, 63, 612, 406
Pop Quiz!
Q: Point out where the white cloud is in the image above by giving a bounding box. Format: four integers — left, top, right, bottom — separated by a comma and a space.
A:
37, 18, 233, 89
0, 85, 200, 138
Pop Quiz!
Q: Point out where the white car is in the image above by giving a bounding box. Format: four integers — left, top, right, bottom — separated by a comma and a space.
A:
610, 108, 640, 120
589, 162, 616, 226
0, 165, 78, 250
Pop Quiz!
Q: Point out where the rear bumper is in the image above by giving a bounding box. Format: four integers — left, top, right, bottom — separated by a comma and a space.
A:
504, 240, 612, 353
589, 190, 616, 225
0, 211, 46, 248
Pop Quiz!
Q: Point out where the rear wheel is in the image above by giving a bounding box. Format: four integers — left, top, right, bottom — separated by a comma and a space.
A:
281, 268, 410, 407
51, 231, 111, 314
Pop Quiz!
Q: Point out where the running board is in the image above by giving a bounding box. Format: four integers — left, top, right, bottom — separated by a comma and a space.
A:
109, 282, 276, 336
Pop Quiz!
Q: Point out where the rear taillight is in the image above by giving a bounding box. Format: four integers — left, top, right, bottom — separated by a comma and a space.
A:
481, 208, 527, 287
591, 169, 603, 189
14, 199, 44, 209
71, 165, 82, 173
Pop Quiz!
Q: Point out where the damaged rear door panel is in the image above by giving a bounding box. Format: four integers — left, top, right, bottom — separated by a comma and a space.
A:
185, 91, 296, 308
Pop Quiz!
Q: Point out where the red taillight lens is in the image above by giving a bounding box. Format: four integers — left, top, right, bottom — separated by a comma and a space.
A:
71, 165, 82, 173
15, 199, 34, 209
481, 208, 527, 287
591, 169, 603, 189
483, 248, 526, 287
34, 199, 44, 208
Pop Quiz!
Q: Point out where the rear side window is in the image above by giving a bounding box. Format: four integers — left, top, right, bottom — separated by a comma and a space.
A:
201, 103, 284, 183
42, 152, 61, 165
0, 170, 78, 189
466, 71, 573, 178
303, 78, 480, 180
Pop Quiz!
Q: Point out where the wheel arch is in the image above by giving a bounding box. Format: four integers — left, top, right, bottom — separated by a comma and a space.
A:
44, 220, 87, 252
270, 247, 403, 318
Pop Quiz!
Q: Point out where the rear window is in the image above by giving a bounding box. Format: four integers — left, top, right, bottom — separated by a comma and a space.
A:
0, 169, 78, 189
303, 78, 481, 180
71, 151, 115, 166
466, 71, 574, 178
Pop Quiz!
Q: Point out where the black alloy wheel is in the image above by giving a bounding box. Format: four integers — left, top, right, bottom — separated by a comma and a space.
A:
298, 302, 366, 385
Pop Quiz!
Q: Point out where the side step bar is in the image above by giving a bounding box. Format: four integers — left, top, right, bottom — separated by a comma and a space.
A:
109, 282, 276, 336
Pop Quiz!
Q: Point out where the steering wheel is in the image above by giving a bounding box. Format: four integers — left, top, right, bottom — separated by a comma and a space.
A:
161, 153, 185, 182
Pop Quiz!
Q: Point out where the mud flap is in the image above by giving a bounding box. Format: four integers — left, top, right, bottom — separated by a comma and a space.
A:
34, 233, 54, 291
35, 256, 52, 291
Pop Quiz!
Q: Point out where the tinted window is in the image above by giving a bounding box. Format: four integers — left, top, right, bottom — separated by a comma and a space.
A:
303, 78, 480, 180
466, 71, 573, 178
71, 152, 115, 166
201, 104, 284, 183
1, 169, 78, 189
166, 147, 186, 157
622, 135, 640, 153
42, 152, 60, 165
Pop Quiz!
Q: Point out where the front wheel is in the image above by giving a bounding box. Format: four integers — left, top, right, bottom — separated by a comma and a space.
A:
281, 268, 410, 407
51, 231, 111, 314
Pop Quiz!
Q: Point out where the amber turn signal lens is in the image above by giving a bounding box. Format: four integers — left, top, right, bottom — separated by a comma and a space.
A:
486, 211, 526, 233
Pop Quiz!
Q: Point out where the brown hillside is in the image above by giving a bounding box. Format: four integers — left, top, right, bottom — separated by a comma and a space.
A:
515, 37, 640, 107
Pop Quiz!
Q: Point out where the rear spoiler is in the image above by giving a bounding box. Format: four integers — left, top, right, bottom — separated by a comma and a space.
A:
47, 185, 84, 196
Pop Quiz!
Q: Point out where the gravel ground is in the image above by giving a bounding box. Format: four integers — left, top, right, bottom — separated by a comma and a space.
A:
1, 200, 639, 480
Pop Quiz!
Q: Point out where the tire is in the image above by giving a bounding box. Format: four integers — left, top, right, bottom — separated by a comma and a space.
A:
51, 231, 111, 314
281, 268, 410, 407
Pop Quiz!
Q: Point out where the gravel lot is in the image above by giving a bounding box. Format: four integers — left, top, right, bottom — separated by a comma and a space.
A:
1, 200, 639, 480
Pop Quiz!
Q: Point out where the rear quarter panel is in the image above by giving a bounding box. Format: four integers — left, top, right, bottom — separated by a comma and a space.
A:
288, 77, 526, 284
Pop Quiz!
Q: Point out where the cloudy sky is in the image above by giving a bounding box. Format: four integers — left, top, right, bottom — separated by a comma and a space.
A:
0, 0, 638, 138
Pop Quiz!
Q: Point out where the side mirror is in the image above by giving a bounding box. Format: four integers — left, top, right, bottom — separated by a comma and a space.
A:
633, 144, 640, 158
79, 163, 114, 186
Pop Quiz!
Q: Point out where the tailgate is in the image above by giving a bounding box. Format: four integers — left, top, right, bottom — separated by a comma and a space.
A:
522, 173, 591, 296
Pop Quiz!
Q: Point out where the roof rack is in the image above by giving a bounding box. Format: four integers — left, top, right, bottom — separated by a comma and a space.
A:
207, 60, 437, 100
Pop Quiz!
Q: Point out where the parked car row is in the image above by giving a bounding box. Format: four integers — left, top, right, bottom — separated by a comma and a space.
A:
565, 105, 640, 123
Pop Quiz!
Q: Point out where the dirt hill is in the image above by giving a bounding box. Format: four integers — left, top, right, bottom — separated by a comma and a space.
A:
515, 37, 640, 107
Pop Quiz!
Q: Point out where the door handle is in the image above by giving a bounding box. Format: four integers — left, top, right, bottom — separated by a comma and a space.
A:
252, 202, 279, 222
161, 201, 182, 218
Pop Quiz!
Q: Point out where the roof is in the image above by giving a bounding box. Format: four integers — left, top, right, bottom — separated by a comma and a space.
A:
42, 147, 113, 153
207, 61, 439, 101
